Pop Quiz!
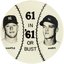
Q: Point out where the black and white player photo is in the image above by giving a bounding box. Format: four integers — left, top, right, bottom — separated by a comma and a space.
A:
40, 15, 59, 46
3, 15, 18, 43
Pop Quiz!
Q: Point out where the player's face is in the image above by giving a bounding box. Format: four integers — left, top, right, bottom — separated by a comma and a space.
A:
5, 23, 18, 38
43, 22, 56, 39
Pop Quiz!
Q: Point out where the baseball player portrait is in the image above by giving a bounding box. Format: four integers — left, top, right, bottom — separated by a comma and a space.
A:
40, 15, 59, 46
3, 15, 18, 43
2, 15, 21, 58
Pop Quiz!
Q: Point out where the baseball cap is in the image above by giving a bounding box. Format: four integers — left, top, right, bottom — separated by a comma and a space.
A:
40, 15, 58, 28
3, 15, 18, 28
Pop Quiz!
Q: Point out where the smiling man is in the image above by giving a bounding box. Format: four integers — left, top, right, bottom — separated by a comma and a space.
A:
3, 15, 18, 43
40, 15, 58, 46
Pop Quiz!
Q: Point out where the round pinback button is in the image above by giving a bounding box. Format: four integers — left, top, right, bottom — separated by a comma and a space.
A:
1, 1, 63, 63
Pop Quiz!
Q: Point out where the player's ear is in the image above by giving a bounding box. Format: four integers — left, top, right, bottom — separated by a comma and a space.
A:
56, 27, 59, 32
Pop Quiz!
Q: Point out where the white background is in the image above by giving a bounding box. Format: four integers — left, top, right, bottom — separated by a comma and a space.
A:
0, 0, 64, 64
